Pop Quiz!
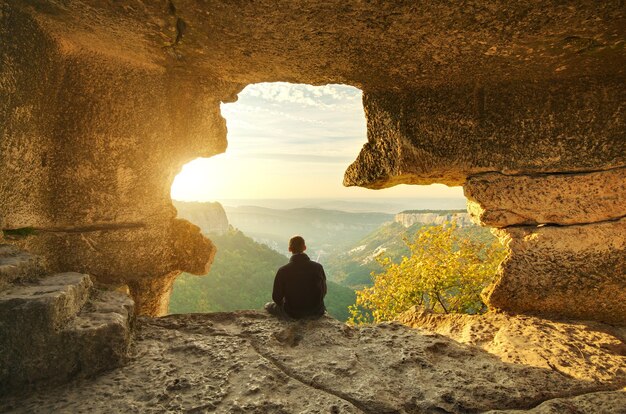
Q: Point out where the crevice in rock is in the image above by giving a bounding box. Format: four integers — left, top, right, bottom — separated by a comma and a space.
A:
174, 18, 186, 45
25, 222, 147, 233
245, 338, 397, 414
467, 164, 626, 181
497, 213, 626, 230
164, 0, 186, 46
522, 386, 626, 412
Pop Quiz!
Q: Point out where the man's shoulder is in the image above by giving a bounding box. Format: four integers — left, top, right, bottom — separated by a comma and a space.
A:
277, 263, 291, 273
309, 260, 325, 272
310, 260, 323, 267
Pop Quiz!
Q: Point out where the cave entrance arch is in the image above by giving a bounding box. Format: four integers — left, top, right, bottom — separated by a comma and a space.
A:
167, 82, 471, 320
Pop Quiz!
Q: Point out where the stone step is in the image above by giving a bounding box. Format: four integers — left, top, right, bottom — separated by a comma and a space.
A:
0, 281, 134, 393
0, 273, 93, 335
0, 244, 45, 290
61, 290, 134, 377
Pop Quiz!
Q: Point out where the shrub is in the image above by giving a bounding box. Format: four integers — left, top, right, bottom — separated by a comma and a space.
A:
348, 223, 506, 324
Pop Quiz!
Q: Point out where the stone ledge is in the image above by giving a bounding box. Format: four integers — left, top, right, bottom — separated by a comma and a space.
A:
465, 168, 626, 227
1, 311, 623, 413
0, 272, 92, 332
0, 274, 134, 394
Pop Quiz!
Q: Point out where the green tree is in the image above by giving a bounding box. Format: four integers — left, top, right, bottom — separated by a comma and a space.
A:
348, 224, 507, 324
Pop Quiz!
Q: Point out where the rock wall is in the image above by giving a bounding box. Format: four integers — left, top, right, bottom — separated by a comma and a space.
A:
0, 2, 233, 315
466, 170, 626, 324
0, 1, 624, 324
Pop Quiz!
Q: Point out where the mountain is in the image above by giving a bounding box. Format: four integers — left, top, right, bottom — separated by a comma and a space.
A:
218, 197, 467, 213
323, 219, 496, 288
223, 205, 394, 258
168, 229, 356, 321
174, 201, 229, 234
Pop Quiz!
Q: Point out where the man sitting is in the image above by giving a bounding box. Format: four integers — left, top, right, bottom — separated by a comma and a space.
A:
265, 236, 327, 319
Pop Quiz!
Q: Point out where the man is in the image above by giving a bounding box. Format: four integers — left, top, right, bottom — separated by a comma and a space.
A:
265, 236, 327, 319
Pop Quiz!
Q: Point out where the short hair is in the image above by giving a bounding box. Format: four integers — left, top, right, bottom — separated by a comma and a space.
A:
289, 236, 306, 254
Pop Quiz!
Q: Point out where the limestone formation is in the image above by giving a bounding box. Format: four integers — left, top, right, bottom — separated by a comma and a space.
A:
398, 307, 626, 385
8, 219, 215, 316
394, 210, 473, 228
174, 201, 230, 235
1, 1, 625, 318
0, 0, 625, 399
0, 269, 134, 393
1, 311, 624, 413
485, 219, 626, 324
344, 80, 625, 188
465, 168, 626, 227
464, 167, 625, 323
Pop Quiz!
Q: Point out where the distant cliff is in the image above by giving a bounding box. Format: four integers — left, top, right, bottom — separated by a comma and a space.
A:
173, 201, 229, 235
394, 210, 473, 228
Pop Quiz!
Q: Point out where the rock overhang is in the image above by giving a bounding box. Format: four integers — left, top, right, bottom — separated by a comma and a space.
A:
22, 1, 625, 85
1, 0, 625, 319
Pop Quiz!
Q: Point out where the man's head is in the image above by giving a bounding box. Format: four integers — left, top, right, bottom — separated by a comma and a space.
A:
288, 236, 306, 254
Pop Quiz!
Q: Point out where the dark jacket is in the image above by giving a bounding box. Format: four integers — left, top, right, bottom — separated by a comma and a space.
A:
272, 253, 327, 318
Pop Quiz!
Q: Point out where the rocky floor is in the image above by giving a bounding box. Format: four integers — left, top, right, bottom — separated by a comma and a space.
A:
1, 311, 625, 413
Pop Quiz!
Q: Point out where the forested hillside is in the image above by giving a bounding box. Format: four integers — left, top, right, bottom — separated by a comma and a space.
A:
323, 221, 496, 288
223, 206, 393, 257
169, 229, 356, 321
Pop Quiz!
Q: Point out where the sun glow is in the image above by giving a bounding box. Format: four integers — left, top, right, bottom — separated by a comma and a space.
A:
170, 83, 463, 201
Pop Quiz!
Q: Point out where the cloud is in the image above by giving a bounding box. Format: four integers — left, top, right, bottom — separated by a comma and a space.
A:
236, 152, 356, 164
239, 82, 362, 110
221, 84, 367, 158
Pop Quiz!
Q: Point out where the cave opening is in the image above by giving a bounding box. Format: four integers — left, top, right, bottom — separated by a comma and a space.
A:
167, 82, 497, 322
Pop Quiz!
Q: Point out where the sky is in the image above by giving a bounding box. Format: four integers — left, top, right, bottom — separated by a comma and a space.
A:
170, 83, 463, 201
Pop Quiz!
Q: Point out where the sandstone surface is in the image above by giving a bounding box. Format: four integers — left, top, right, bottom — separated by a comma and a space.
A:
1, 311, 624, 413
1, 1, 625, 316
0, 271, 134, 393
465, 168, 626, 227
398, 308, 626, 385
484, 218, 626, 324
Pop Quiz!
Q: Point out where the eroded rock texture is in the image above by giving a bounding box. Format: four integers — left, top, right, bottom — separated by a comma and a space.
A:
344, 80, 625, 188
398, 307, 626, 385
485, 219, 626, 324
1, 1, 625, 318
465, 168, 626, 227
1, 311, 624, 413
0, 249, 135, 393
466, 168, 626, 323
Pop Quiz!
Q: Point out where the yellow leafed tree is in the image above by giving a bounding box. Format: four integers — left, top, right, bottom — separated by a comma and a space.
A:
348, 223, 507, 325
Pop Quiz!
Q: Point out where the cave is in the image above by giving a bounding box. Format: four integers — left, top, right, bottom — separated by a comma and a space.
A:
0, 1, 624, 411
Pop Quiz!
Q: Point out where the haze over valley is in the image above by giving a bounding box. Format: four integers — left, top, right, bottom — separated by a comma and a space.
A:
170, 198, 491, 321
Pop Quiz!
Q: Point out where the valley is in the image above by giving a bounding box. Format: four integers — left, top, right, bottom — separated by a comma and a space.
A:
170, 199, 495, 321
